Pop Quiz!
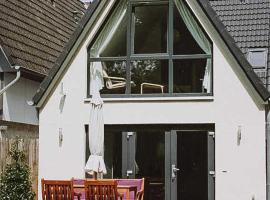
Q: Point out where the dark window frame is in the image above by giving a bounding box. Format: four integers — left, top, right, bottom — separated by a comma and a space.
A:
87, 0, 213, 98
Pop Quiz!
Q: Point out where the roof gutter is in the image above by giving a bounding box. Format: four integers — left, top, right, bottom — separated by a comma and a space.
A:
0, 66, 21, 96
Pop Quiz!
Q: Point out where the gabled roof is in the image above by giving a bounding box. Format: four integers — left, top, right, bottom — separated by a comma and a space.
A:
0, 0, 85, 77
32, 0, 270, 106
210, 0, 270, 54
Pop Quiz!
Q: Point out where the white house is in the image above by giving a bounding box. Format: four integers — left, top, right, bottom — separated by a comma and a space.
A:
33, 0, 270, 200
0, 0, 85, 196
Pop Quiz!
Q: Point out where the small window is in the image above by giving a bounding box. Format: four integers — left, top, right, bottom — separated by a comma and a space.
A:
247, 48, 268, 69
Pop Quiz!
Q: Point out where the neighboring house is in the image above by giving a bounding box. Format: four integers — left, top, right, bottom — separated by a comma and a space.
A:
0, 0, 85, 197
33, 0, 270, 200
210, 0, 270, 90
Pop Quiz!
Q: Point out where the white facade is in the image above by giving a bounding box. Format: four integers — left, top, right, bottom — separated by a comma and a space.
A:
38, 1, 267, 200
2, 73, 39, 125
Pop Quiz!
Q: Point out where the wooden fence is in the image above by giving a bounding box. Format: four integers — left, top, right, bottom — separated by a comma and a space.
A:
0, 121, 38, 199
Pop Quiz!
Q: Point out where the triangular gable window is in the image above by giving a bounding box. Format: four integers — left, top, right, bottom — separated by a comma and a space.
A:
88, 0, 212, 97
90, 1, 127, 57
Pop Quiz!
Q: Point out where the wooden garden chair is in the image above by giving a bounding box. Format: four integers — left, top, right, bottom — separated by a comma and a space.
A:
117, 178, 145, 200
41, 178, 81, 200
84, 179, 122, 200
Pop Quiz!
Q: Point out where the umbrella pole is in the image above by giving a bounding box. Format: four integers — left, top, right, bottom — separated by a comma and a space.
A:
93, 172, 98, 180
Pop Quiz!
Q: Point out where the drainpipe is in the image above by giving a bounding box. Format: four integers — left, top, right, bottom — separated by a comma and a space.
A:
266, 6, 270, 199
267, 103, 270, 200
0, 65, 21, 96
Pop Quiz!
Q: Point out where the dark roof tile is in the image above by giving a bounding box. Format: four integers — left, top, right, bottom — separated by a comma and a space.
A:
0, 0, 85, 76
210, 0, 270, 51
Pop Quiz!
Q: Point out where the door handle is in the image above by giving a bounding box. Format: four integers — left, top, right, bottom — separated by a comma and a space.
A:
126, 170, 133, 177
172, 164, 180, 179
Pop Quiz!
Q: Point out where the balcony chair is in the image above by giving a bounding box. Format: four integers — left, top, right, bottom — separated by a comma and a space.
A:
84, 179, 122, 200
102, 69, 135, 90
140, 83, 164, 94
41, 178, 81, 200
116, 178, 145, 200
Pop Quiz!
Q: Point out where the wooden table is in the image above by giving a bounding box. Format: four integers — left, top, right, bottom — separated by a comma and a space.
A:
117, 185, 137, 200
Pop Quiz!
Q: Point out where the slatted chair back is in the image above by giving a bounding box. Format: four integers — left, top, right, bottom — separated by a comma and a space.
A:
84, 179, 118, 200
41, 178, 74, 200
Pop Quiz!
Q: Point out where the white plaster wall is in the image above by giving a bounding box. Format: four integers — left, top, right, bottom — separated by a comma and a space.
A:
3, 73, 39, 125
38, 1, 266, 200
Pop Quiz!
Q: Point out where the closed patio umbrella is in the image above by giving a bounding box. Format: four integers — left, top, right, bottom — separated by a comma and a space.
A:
85, 62, 107, 176
85, 0, 127, 177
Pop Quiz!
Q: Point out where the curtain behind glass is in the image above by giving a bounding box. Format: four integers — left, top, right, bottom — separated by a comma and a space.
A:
174, 0, 211, 92
89, 0, 127, 97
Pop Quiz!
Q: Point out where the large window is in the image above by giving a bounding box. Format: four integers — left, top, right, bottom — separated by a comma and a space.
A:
88, 0, 212, 97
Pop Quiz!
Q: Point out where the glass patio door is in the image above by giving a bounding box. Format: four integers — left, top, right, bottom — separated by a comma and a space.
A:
167, 130, 215, 200
102, 128, 214, 200
122, 131, 166, 200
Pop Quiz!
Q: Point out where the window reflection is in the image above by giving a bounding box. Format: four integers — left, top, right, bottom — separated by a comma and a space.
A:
131, 60, 168, 94
104, 131, 122, 179
173, 59, 208, 93
134, 5, 168, 54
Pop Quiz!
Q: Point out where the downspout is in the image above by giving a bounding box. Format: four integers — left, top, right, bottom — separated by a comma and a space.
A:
267, 104, 270, 200
266, 5, 270, 199
0, 65, 21, 96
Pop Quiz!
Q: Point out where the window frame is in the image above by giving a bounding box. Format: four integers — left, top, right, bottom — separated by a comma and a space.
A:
87, 0, 213, 98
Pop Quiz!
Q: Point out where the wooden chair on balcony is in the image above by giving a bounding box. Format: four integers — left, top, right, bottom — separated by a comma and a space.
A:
84, 179, 122, 200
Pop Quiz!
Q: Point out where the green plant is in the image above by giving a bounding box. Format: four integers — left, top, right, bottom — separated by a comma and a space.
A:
0, 139, 35, 200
